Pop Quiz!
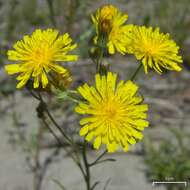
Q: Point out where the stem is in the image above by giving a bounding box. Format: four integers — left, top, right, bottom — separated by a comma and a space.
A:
82, 141, 91, 190
45, 108, 72, 144
91, 181, 100, 190
33, 123, 44, 190
40, 104, 86, 182
103, 178, 111, 190
89, 150, 107, 167
38, 92, 73, 145
29, 89, 88, 189
42, 117, 63, 146
130, 63, 143, 81
29, 89, 40, 100
37, 92, 87, 182
96, 36, 106, 74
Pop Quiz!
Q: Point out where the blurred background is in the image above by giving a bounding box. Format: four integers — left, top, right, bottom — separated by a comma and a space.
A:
0, 0, 190, 190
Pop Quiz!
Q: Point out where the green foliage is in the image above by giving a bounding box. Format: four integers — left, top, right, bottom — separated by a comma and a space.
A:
144, 128, 190, 190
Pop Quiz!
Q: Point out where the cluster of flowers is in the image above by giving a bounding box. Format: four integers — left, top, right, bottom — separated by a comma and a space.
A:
5, 5, 182, 153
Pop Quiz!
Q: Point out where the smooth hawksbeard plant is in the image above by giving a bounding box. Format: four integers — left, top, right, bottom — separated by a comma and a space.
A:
3, 3, 183, 190
5, 29, 77, 89
75, 72, 149, 152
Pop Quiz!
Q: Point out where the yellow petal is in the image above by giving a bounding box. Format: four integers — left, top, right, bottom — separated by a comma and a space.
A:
16, 80, 26, 88
128, 137, 136, 145
80, 125, 89, 136
85, 132, 94, 142
93, 136, 101, 149
107, 142, 117, 153
50, 63, 68, 74
33, 77, 39, 88
5, 64, 20, 74
16, 72, 31, 88
108, 42, 115, 54
41, 71, 48, 88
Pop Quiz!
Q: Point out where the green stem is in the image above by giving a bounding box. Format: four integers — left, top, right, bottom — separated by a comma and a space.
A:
89, 150, 107, 167
82, 141, 91, 190
41, 114, 86, 181
29, 90, 89, 189
42, 116, 63, 145
130, 63, 143, 81
38, 92, 73, 145
96, 36, 106, 74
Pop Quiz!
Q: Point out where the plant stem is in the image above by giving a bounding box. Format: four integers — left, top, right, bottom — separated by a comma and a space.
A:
89, 150, 107, 167
38, 92, 89, 186
29, 89, 94, 189
42, 116, 63, 145
33, 124, 43, 190
41, 113, 86, 178
82, 141, 91, 190
39, 98, 87, 182
96, 36, 106, 74
130, 63, 143, 81
29, 90, 88, 186
38, 92, 73, 145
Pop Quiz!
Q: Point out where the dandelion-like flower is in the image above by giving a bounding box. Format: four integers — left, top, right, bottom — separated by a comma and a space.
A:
92, 4, 132, 55
5, 29, 78, 88
75, 72, 149, 153
128, 26, 182, 73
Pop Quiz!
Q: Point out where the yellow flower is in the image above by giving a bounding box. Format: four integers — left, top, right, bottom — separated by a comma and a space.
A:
128, 26, 182, 73
75, 72, 149, 153
5, 29, 78, 89
92, 4, 132, 55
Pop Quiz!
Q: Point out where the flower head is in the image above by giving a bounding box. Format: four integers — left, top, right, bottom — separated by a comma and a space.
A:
75, 72, 149, 153
92, 4, 132, 55
5, 29, 78, 88
128, 26, 182, 73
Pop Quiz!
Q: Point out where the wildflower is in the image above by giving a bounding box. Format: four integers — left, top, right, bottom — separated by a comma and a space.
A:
92, 4, 132, 55
128, 26, 182, 73
5, 29, 77, 88
75, 72, 149, 152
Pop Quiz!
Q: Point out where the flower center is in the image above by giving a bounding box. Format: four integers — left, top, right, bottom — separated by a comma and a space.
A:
144, 42, 158, 56
31, 45, 52, 66
103, 103, 117, 120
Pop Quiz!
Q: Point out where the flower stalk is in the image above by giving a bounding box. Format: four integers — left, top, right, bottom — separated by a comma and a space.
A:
82, 141, 91, 190
130, 63, 143, 81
